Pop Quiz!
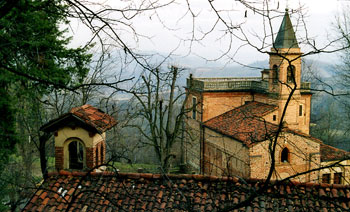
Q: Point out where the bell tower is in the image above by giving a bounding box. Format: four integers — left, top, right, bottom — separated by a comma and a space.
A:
268, 9, 311, 134
268, 9, 302, 95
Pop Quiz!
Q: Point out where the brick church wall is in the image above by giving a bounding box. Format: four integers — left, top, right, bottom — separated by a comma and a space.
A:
184, 118, 202, 173
249, 132, 320, 183
203, 128, 250, 178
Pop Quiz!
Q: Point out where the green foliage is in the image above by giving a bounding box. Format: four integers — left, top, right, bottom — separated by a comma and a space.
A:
0, 88, 17, 171
0, 0, 92, 209
0, 1, 92, 207
0, 0, 91, 91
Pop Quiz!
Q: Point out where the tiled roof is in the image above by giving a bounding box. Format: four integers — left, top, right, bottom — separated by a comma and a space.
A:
24, 171, 350, 211
40, 105, 117, 133
321, 143, 350, 162
204, 101, 278, 146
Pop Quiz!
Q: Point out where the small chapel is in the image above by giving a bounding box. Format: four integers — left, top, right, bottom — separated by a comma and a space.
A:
184, 9, 350, 184
40, 104, 117, 171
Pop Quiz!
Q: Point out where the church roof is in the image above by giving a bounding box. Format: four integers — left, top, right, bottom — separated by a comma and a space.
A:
203, 101, 321, 146
204, 101, 279, 146
23, 170, 350, 211
40, 104, 117, 133
274, 10, 299, 49
321, 143, 350, 162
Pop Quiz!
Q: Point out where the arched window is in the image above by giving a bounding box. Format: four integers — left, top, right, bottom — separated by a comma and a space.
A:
287, 65, 295, 83
272, 65, 278, 83
281, 147, 289, 163
68, 140, 84, 169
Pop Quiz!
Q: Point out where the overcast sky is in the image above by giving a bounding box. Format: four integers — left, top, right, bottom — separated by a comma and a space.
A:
69, 0, 347, 66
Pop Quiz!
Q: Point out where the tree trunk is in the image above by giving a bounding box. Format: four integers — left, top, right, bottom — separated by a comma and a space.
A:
39, 132, 51, 179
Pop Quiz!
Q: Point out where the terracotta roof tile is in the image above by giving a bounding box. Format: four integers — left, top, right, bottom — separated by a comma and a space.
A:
204, 101, 322, 146
320, 143, 350, 162
204, 101, 278, 146
23, 171, 350, 211
70, 105, 117, 132
41, 105, 117, 133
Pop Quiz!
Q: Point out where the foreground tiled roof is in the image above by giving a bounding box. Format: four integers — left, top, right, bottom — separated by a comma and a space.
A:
321, 143, 350, 162
24, 171, 350, 211
41, 105, 117, 133
204, 101, 278, 146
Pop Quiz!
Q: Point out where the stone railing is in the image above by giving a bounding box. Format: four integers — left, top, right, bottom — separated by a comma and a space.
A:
187, 77, 268, 92
300, 82, 311, 92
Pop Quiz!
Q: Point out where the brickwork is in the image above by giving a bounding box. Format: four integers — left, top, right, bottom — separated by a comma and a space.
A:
203, 128, 250, 178
55, 147, 64, 170
184, 118, 201, 173
269, 48, 302, 96
86, 147, 94, 169
249, 132, 320, 182
277, 94, 312, 134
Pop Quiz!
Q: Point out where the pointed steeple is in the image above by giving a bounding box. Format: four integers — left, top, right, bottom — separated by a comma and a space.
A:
274, 9, 299, 48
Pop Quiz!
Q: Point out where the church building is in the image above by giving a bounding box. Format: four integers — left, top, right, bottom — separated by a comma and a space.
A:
184, 10, 349, 183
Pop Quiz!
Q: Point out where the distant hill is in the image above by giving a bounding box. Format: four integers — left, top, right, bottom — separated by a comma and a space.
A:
177, 58, 335, 87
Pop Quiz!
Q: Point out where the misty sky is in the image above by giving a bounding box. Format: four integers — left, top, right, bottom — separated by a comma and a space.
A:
68, 0, 347, 67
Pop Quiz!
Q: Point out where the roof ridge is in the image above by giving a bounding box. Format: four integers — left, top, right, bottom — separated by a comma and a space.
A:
204, 101, 277, 124
285, 128, 322, 144
321, 143, 349, 154
47, 171, 350, 189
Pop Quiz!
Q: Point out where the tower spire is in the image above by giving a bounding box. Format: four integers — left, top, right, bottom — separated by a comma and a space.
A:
274, 10, 299, 49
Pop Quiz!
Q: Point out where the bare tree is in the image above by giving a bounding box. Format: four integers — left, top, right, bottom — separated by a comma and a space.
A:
126, 66, 189, 173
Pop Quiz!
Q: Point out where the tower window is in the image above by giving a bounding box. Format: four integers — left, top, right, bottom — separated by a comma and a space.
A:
299, 105, 303, 116
272, 65, 278, 83
287, 65, 295, 83
68, 141, 84, 169
281, 147, 289, 163
192, 97, 197, 120
273, 115, 277, 121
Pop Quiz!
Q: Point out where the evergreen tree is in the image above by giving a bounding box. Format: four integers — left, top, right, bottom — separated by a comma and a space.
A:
0, 0, 91, 170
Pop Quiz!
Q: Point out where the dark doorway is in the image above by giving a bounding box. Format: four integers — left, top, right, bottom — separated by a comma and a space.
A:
69, 141, 84, 169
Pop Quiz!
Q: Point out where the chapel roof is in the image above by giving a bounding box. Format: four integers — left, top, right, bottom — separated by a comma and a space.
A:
321, 143, 350, 162
23, 170, 350, 211
40, 104, 117, 134
274, 9, 299, 49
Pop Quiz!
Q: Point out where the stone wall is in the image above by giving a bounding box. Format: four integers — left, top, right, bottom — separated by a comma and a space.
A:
203, 128, 250, 178
184, 118, 201, 173
249, 132, 320, 183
